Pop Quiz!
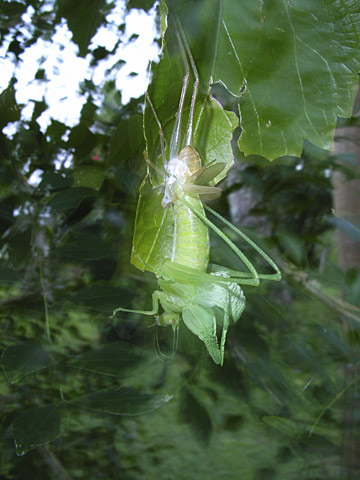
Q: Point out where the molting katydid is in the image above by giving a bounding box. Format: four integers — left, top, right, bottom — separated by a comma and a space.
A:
112, 19, 281, 365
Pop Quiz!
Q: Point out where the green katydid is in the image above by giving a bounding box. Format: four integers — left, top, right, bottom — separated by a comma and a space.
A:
112, 19, 281, 365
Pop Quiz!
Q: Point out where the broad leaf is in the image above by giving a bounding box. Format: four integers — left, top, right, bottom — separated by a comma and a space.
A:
55, 232, 116, 260
56, 0, 107, 57
47, 187, 97, 210
108, 114, 145, 166
0, 80, 20, 129
69, 386, 172, 415
12, 406, 67, 455
38, 171, 73, 192
131, 176, 174, 272
218, 0, 360, 159
72, 165, 105, 191
1, 343, 54, 383
69, 342, 146, 376
164, 0, 360, 159
65, 284, 136, 313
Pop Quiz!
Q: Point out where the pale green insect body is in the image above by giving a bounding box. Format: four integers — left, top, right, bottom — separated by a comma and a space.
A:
113, 19, 282, 365
173, 196, 209, 271
172, 145, 209, 272
150, 263, 246, 365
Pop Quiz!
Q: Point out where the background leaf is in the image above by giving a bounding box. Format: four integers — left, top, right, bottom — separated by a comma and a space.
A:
12, 406, 67, 456
1, 344, 54, 383
47, 187, 97, 210
55, 0, 107, 57
69, 342, 147, 376
69, 387, 172, 415
0, 80, 20, 129
165, 0, 360, 159
130, 176, 174, 272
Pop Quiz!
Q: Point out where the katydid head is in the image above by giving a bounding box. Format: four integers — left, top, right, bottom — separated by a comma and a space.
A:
156, 312, 180, 330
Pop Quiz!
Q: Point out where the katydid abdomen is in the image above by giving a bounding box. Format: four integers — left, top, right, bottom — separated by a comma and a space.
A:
171, 145, 209, 271
173, 195, 209, 271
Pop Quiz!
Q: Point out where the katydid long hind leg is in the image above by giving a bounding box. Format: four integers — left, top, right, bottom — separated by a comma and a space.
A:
179, 197, 260, 286
179, 196, 281, 284
205, 205, 281, 281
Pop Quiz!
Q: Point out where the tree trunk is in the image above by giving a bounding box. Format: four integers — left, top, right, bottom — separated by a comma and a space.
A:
332, 91, 360, 270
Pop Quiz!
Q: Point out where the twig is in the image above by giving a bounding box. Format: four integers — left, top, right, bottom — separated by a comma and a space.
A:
279, 259, 360, 324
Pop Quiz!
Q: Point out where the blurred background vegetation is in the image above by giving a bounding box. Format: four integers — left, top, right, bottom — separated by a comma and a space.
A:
1, 1, 360, 479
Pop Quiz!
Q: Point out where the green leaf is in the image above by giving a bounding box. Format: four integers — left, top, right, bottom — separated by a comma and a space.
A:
65, 284, 137, 313
0, 80, 21, 129
69, 342, 146, 376
38, 171, 73, 192
0, 197, 14, 234
55, 232, 116, 260
56, 0, 107, 57
126, 0, 157, 11
47, 187, 97, 210
194, 99, 238, 185
0, 264, 22, 285
31, 100, 48, 121
69, 387, 172, 415
45, 119, 68, 143
263, 416, 301, 438
275, 230, 305, 266
68, 124, 98, 159
163, 0, 360, 160
2, 1, 27, 19
6, 228, 32, 270
108, 114, 144, 166
12, 406, 67, 455
219, 0, 360, 159
1, 343, 54, 383
131, 176, 174, 272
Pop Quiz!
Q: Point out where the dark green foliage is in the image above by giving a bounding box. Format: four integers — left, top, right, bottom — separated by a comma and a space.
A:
0, 81, 20, 129
12, 406, 66, 456
55, 0, 108, 57
0, 0, 360, 479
